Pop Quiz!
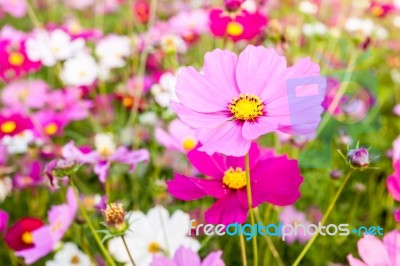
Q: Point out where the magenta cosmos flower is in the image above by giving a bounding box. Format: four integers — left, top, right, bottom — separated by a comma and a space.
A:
171, 45, 326, 156
151, 246, 224, 266
167, 143, 303, 225
347, 229, 400, 266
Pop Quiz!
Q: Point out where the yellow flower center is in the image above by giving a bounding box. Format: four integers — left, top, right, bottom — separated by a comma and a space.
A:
148, 241, 161, 253
122, 96, 134, 108
372, 6, 384, 17
70, 255, 80, 264
21, 232, 33, 244
182, 137, 197, 151
228, 93, 264, 121
226, 21, 244, 37
223, 167, 247, 190
44, 122, 58, 136
1, 121, 17, 134
8, 52, 25, 66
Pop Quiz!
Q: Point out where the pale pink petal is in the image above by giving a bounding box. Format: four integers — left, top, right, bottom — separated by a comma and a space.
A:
151, 256, 177, 266
170, 101, 228, 129
357, 235, 391, 265
203, 49, 239, 99
383, 230, 400, 266
168, 119, 196, 143
176, 67, 231, 112
235, 45, 287, 96
205, 192, 248, 225
241, 117, 278, 140
197, 122, 251, 157
187, 148, 226, 179
155, 127, 181, 151
173, 246, 201, 266
347, 255, 367, 266
94, 161, 110, 183
201, 251, 225, 266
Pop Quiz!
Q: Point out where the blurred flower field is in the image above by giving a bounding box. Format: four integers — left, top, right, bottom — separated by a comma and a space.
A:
1, 0, 400, 265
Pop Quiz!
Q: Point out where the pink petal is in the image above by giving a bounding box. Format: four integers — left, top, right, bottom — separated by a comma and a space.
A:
383, 230, 400, 265
235, 46, 287, 96
173, 246, 201, 266
150, 255, 177, 266
187, 148, 226, 179
94, 161, 110, 183
225, 142, 260, 170
197, 122, 251, 157
250, 155, 303, 207
387, 172, 400, 201
241, 117, 278, 140
357, 235, 391, 265
155, 127, 181, 152
167, 174, 227, 200
170, 101, 228, 129
205, 192, 248, 225
201, 251, 225, 266
347, 255, 367, 266
176, 67, 231, 113
203, 49, 239, 100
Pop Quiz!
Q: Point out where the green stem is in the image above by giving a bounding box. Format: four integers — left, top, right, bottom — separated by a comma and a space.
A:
121, 236, 136, 266
292, 170, 354, 266
70, 181, 117, 266
239, 226, 248, 266
245, 153, 258, 266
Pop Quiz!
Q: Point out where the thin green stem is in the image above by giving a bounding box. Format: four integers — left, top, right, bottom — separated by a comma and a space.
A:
70, 181, 117, 266
121, 236, 136, 266
292, 170, 354, 266
239, 225, 248, 266
245, 153, 258, 266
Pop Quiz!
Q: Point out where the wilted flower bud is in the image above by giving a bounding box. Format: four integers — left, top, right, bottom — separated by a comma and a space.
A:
225, 0, 245, 12
102, 203, 127, 233
347, 147, 369, 168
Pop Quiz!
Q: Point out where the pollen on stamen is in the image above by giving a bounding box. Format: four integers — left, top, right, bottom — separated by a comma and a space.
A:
228, 93, 265, 121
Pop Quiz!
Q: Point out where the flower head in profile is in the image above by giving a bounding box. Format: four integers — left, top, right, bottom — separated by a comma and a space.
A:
171, 45, 325, 156
155, 119, 198, 153
108, 205, 200, 266
347, 229, 400, 266
167, 143, 303, 225
151, 246, 224, 266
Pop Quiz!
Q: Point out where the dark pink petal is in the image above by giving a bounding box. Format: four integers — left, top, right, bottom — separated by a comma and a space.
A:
197, 122, 251, 157
203, 49, 239, 99
225, 142, 260, 170
170, 101, 228, 129
187, 148, 226, 179
201, 251, 225, 266
250, 155, 303, 207
383, 230, 400, 265
173, 246, 201, 266
357, 235, 391, 265
176, 67, 231, 113
235, 45, 287, 96
167, 174, 227, 200
205, 192, 248, 225
387, 172, 400, 201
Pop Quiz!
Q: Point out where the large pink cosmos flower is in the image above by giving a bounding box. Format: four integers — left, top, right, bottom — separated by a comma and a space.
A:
347, 229, 400, 266
171, 45, 326, 156
167, 143, 303, 225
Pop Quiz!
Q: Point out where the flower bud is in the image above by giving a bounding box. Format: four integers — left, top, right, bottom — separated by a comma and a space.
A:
347, 147, 369, 168
102, 203, 127, 234
225, 0, 245, 12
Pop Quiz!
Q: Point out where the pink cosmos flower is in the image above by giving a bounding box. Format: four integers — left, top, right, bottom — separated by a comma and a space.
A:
151, 246, 225, 266
15, 187, 77, 264
0, 113, 33, 139
13, 161, 43, 189
62, 140, 149, 183
387, 160, 400, 201
171, 45, 326, 156
169, 10, 209, 44
347, 229, 400, 266
167, 143, 303, 225
155, 119, 198, 153
0, 0, 27, 18
209, 9, 267, 42
369, 2, 395, 18
33, 111, 66, 137
279, 206, 312, 244
2, 79, 49, 110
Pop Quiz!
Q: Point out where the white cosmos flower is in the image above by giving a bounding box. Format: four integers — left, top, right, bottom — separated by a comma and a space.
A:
96, 35, 132, 69
108, 205, 200, 266
61, 54, 99, 86
94, 133, 116, 157
344, 17, 374, 36
1, 130, 34, 154
0, 177, 12, 203
46, 242, 92, 266
160, 34, 187, 54
26, 29, 85, 67
299, 1, 317, 14
302, 22, 327, 37
151, 71, 180, 108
